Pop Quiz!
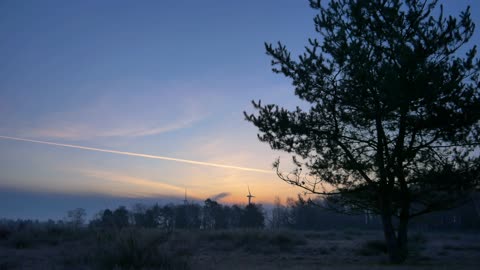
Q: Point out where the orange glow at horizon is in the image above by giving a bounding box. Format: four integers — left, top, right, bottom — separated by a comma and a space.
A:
0, 135, 307, 204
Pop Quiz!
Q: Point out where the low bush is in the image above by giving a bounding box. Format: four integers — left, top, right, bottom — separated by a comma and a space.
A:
410, 232, 428, 245
92, 229, 190, 270
356, 240, 387, 256
0, 226, 12, 240
269, 232, 307, 251
8, 230, 35, 249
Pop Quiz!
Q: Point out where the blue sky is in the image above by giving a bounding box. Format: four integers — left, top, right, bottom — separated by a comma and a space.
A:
1, 0, 479, 220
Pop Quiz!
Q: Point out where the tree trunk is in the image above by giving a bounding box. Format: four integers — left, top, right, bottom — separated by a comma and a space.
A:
381, 213, 408, 264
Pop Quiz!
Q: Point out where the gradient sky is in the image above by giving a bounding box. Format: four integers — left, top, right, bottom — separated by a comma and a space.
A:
1, 0, 479, 220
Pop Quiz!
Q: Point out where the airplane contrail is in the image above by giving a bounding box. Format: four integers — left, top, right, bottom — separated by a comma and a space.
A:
0, 135, 273, 174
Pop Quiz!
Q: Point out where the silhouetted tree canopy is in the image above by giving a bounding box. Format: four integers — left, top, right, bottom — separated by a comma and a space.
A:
245, 0, 480, 263
241, 204, 265, 228
66, 208, 86, 228
113, 206, 129, 228
203, 199, 228, 230
175, 203, 201, 230
100, 209, 114, 227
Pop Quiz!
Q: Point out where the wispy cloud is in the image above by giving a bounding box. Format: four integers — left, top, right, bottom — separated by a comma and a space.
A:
79, 169, 185, 197
9, 82, 212, 141
28, 114, 202, 140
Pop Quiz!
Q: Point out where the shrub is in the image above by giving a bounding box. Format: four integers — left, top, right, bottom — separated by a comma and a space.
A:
356, 240, 387, 256
410, 232, 427, 245
93, 229, 190, 270
204, 230, 235, 242
269, 232, 306, 251
235, 230, 268, 251
0, 225, 12, 240
8, 230, 34, 249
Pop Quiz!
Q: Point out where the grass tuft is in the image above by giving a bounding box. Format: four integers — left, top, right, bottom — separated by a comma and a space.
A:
356, 240, 387, 256
93, 229, 190, 270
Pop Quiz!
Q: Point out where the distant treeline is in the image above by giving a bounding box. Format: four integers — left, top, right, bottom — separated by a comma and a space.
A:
1, 195, 479, 232
89, 199, 265, 230
270, 196, 480, 231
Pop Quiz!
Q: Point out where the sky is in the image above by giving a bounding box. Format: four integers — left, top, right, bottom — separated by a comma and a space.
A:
1, 0, 479, 220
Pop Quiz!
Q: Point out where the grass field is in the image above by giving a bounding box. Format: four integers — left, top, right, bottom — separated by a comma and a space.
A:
0, 228, 479, 269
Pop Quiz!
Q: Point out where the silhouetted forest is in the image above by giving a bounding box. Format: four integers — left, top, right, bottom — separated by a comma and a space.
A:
1, 195, 479, 269
3, 195, 478, 233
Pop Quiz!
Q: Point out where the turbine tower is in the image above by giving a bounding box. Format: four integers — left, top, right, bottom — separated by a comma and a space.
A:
247, 186, 255, 205
183, 188, 188, 205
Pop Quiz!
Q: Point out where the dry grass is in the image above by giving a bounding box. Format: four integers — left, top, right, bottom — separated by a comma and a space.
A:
0, 228, 479, 269
93, 229, 190, 269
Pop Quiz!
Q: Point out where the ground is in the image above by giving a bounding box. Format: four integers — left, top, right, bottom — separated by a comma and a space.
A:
0, 228, 479, 269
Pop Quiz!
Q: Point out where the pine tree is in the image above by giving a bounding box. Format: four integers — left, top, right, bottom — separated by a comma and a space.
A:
245, 0, 480, 263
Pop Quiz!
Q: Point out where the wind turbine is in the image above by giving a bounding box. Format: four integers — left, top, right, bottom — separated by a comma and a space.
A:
183, 188, 188, 205
247, 186, 255, 205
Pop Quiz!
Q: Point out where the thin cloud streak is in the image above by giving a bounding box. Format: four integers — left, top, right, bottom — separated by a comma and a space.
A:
79, 169, 185, 197
28, 114, 204, 140
0, 135, 274, 174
